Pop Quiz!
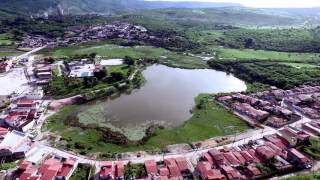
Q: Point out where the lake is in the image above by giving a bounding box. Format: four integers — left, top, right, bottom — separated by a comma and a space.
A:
77, 64, 246, 139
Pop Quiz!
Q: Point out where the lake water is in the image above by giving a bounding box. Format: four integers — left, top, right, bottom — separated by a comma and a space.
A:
78, 64, 246, 138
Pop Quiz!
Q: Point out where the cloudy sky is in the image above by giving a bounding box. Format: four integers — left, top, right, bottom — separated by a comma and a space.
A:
148, 0, 320, 8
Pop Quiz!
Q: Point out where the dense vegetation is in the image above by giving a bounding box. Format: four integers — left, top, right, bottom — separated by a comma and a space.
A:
303, 137, 320, 159
69, 164, 93, 180
208, 60, 320, 89
43, 94, 249, 154
213, 28, 320, 52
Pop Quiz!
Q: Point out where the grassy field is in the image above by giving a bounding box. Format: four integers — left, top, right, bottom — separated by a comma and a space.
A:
39, 42, 208, 69
43, 94, 249, 154
285, 172, 320, 180
217, 48, 320, 63
0, 33, 13, 46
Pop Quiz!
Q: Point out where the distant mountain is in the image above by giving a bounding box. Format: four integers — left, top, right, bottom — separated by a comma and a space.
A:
0, 0, 242, 16
143, 1, 242, 9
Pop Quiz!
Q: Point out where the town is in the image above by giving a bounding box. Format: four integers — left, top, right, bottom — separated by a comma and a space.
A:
18, 22, 174, 50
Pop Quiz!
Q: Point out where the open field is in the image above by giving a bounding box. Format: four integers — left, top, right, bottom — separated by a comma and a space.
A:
0, 33, 13, 46
217, 48, 320, 63
39, 42, 208, 69
43, 94, 250, 154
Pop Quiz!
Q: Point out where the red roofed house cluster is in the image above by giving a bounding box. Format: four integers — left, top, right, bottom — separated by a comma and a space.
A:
15, 155, 78, 180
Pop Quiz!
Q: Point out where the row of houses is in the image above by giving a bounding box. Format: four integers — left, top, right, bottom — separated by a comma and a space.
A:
0, 98, 41, 132
195, 129, 313, 180
12, 154, 78, 180
217, 92, 301, 128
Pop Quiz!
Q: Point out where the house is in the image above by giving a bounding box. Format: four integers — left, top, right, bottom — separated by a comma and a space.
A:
239, 150, 255, 164
100, 161, 114, 180
208, 149, 228, 166
279, 127, 310, 146
220, 165, 244, 180
255, 146, 276, 160
245, 165, 261, 178
164, 158, 181, 178
196, 161, 226, 180
175, 156, 189, 173
263, 134, 288, 150
233, 103, 270, 122
223, 152, 240, 166
17, 156, 78, 180
159, 167, 170, 177
145, 160, 157, 176
0, 59, 13, 73
0, 130, 31, 161
115, 162, 124, 179
17, 99, 39, 109
37, 72, 52, 80
287, 148, 312, 169
302, 123, 320, 136
232, 151, 246, 165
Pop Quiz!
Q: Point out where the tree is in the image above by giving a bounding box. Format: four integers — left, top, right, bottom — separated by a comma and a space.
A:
110, 72, 124, 82
124, 56, 135, 66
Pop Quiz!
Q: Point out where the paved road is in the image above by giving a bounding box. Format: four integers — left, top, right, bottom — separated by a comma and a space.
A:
14, 46, 46, 61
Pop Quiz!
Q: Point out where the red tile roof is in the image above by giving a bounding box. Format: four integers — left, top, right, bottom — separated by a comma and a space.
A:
240, 151, 254, 163
209, 149, 227, 166
203, 152, 214, 165
248, 149, 262, 163
232, 151, 246, 164
175, 156, 189, 172
100, 161, 114, 178
197, 161, 226, 180
167, 163, 181, 177
289, 148, 311, 163
159, 167, 169, 176
247, 165, 261, 176
19, 167, 38, 180
0, 127, 8, 136
18, 161, 33, 170
145, 160, 157, 175
265, 142, 283, 156
115, 162, 124, 178
221, 165, 243, 180
256, 146, 276, 160
17, 99, 35, 107
223, 152, 240, 166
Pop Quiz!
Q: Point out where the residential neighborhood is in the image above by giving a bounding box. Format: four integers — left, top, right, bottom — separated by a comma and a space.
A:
0, 47, 319, 179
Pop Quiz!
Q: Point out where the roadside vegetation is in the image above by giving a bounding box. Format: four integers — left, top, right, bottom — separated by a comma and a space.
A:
124, 163, 147, 179
302, 137, 320, 159
69, 163, 94, 180
42, 94, 249, 154
285, 172, 320, 180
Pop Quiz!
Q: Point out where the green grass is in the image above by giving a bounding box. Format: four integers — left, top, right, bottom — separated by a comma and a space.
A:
217, 48, 320, 63
0, 33, 13, 46
43, 94, 249, 154
39, 42, 208, 69
303, 137, 320, 159
0, 161, 16, 170
285, 172, 320, 180
69, 164, 92, 180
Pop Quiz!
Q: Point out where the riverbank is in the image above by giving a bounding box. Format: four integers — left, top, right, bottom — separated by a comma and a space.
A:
42, 94, 250, 156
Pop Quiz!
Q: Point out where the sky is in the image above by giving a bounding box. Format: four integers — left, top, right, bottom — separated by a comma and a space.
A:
148, 0, 320, 8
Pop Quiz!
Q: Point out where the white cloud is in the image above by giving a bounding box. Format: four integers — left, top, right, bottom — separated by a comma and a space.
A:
147, 0, 320, 8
